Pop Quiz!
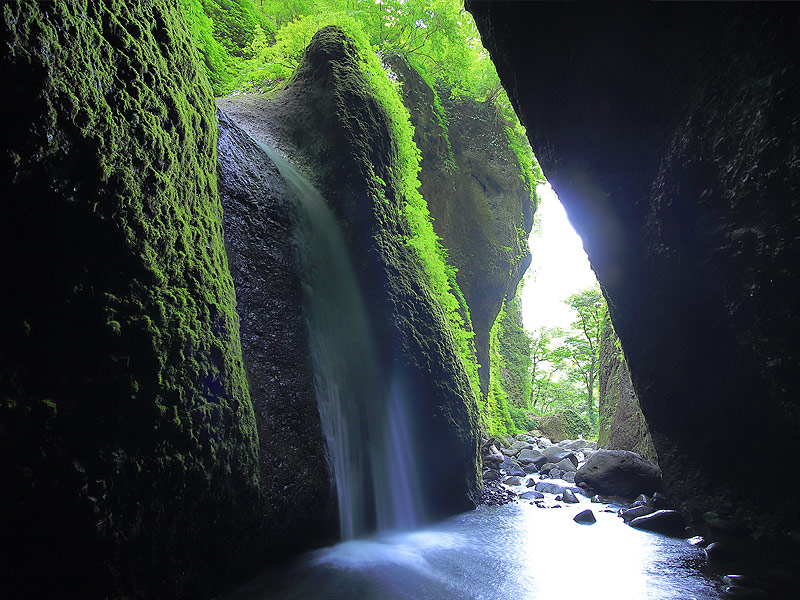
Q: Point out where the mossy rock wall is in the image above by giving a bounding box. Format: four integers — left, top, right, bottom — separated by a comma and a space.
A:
597, 317, 658, 464
392, 59, 534, 395
0, 1, 264, 596
218, 26, 482, 518
537, 409, 591, 443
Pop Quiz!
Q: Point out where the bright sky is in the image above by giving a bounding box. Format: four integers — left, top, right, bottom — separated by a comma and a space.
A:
519, 183, 598, 331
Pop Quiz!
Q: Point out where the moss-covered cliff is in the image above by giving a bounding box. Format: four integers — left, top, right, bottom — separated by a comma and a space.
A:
392, 59, 535, 399
218, 26, 482, 520
0, 1, 265, 596
597, 316, 657, 464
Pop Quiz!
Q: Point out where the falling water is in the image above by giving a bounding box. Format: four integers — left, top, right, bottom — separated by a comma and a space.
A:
258, 142, 424, 539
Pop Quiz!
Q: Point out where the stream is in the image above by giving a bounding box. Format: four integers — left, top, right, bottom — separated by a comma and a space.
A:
226, 489, 718, 600
241, 144, 720, 600
236, 144, 718, 600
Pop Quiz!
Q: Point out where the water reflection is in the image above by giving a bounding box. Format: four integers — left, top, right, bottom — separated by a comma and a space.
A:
228, 502, 719, 600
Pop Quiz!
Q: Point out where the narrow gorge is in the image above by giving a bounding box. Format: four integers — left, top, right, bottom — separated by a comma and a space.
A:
2, 1, 799, 599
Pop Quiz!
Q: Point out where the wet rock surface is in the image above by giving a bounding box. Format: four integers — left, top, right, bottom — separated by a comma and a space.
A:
390, 59, 534, 396
220, 26, 483, 521
629, 510, 688, 537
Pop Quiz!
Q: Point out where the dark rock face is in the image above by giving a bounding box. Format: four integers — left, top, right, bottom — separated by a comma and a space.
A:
216, 112, 338, 554
467, 1, 800, 529
0, 2, 263, 597
597, 316, 657, 464
218, 27, 482, 520
575, 450, 662, 498
391, 59, 534, 394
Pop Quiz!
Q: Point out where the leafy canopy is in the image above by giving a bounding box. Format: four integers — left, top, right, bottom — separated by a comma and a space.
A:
529, 284, 608, 431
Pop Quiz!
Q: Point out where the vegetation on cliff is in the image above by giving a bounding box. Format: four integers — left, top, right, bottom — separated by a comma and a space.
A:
243, 23, 484, 512
483, 293, 536, 434
183, 0, 542, 435
1, 1, 262, 596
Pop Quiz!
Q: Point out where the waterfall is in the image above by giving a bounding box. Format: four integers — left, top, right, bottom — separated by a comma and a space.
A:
258, 142, 424, 539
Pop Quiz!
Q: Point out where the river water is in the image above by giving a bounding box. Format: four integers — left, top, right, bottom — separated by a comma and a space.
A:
227, 494, 719, 600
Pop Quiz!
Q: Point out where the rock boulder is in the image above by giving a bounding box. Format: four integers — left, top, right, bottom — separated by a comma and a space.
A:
574, 449, 661, 497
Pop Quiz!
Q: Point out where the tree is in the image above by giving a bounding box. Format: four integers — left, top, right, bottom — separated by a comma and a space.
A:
528, 284, 607, 428
550, 285, 607, 424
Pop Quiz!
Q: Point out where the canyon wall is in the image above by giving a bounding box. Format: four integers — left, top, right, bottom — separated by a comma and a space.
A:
597, 317, 657, 464
467, 0, 800, 530
1, 1, 263, 596
392, 59, 534, 395
218, 27, 483, 521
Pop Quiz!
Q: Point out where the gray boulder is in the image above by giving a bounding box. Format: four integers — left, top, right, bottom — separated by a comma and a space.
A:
555, 458, 577, 473
535, 481, 584, 496
520, 490, 545, 500
574, 449, 662, 497
517, 448, 548, 468
574, 509, 597, 524
542, 446, 578, 467
482, 469, 500, 481
507, 464, 526, 477
619, 505, 655, 522
562, 439, 586, 450
510, 440, 533, 452
503, 476, 523, 486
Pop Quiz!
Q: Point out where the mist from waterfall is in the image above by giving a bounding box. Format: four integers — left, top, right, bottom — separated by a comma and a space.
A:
258, 142, 424, 539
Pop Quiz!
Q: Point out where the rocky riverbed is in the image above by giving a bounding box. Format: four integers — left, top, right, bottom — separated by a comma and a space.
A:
480, 432, 800, 600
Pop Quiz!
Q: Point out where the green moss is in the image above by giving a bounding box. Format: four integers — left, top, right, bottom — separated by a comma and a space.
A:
2, 0, 259, 595
537, 408, 592, 442
597, 317, 658, 463
298, 18, 483, 399
477, 289, 537, 436
274, 24, 482, 509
